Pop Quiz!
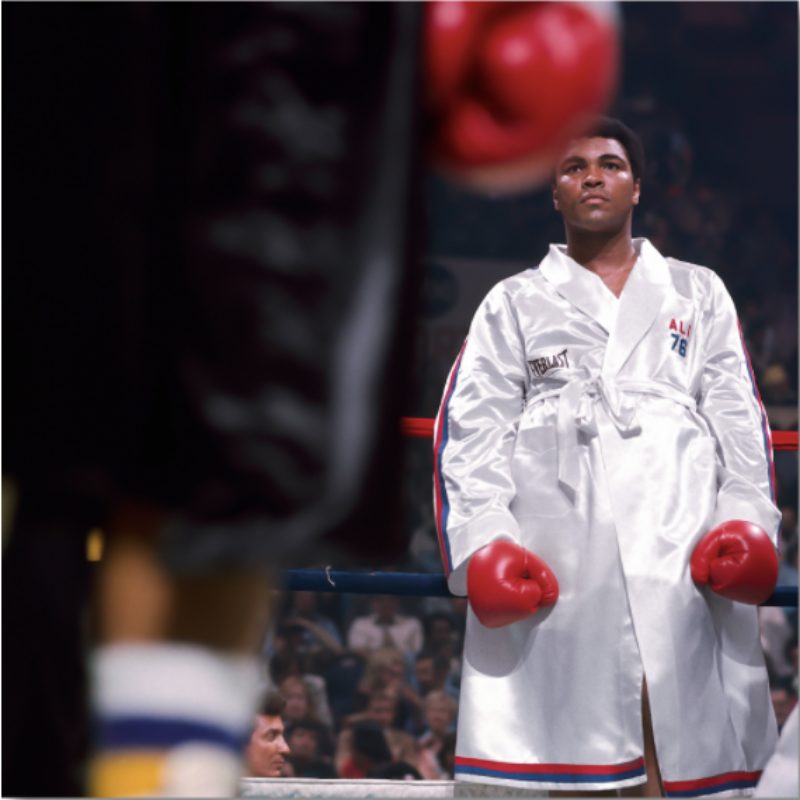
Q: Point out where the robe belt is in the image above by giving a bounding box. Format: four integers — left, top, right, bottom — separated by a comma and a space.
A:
526, 371, 697, 497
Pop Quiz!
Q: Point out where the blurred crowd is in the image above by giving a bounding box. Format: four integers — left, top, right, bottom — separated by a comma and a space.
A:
260, 590, 468, 780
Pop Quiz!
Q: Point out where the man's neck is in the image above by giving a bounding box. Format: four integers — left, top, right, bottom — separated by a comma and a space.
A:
564, 227, 638, 298
565, 226, 637, 275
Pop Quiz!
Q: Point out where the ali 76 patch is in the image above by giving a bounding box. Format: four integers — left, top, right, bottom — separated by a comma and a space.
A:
668, 318, 692, 358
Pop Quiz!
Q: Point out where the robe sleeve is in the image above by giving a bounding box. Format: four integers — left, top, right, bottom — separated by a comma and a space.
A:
697, 272, 781, 545
432, 283, 528, 595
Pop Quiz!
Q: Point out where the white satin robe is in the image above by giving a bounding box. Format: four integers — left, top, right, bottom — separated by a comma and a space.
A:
433, 239, 780, 797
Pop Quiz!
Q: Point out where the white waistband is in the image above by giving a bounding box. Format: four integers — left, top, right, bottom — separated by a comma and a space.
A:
524, 372, 696, 498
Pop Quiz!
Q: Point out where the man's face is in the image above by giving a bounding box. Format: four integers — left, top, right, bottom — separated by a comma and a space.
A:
552, 136, 640, 234
281, 679, 308, 721
771, 688, 798, 729
292, 591, 316, 615
415, 658, 435, 691
368, 689, 398, 728
372, 595, 399, 620
245, 714, 290, 778
288, 727, 319, 760
428, 618, 453, 647
425, 698, 454, 735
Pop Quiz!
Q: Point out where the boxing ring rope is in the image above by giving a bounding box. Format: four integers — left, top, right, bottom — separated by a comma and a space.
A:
278, 418, 799, 608
240, 776, 542, 797
401, 417, 800, 450
281, 569, 797, 607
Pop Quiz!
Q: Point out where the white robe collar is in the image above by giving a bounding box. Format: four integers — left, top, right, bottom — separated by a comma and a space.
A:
538, 238, 671, 376
539, 241, 619, 334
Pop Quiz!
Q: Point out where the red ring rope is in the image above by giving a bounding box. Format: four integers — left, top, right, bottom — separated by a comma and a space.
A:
401, 417, 799, 451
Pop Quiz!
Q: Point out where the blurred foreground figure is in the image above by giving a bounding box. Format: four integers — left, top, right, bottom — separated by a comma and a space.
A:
3, 2, 618, 796
425, 0, 619, 193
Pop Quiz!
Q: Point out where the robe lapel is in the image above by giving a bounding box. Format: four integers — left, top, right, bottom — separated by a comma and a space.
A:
602, 239, 671, 376
539, 244, 618, 334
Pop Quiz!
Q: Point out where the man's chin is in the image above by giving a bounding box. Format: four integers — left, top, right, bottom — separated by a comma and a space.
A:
571, 216, 625, 234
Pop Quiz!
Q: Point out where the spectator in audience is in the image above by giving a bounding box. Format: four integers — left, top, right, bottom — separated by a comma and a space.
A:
282, 592, 344, 667
780, 504, 798, 552
367, 760, 422, 780
270, 624, 325, 676
413, 651, 454, 697
244, 692, 291, 779
349, 647, 422, 730
336, 672, 435, 775
345, 685, 408, 732
335, 715, 427, 781
760, 606, 796, 683
320, 650, 366, 729
280, 675, 315, 723
409, 520, 443, 576
422, 611, 463, 688
270, 654, 335, 729
420, 690, 457, 738
285, 720, 336, 779
286, 720, 319, 762
438, 732, 457, 779
383, 729, 428, 780
422, 612, 458, 651
770, 677, 798, 733
347, 595, 424, 657
335, 721, 393, 778
279, 674, 335, 732
415, 736, 450, 780
761, 364, 797, 407
779, 538, 798, 588
268, 650, 294, 685
357, 647, 408, 690
784, 633, 798, 694
416, 691, 458, 779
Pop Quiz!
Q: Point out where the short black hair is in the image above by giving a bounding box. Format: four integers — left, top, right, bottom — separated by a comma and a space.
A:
586, 117, 645, 182
286, 718, 324, 737
352, 721, 392, 763
554, 116, 646, 183
258, 690, 286, 717
415, 649, 451, 674
422, 611, 456, 634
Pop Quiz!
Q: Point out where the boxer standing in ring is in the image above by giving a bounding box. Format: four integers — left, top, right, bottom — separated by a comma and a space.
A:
434, 118, 780, 797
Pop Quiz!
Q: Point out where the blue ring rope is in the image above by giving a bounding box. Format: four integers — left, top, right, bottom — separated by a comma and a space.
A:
281, 570, 797, 607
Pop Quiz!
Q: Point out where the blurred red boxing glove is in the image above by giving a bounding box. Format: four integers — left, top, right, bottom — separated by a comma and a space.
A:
467, 539, 559, 628
424, 1, 620, 193
690, 520, 779, 605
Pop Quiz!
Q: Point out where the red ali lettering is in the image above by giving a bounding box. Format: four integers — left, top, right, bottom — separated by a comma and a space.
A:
669, 319, 692, 337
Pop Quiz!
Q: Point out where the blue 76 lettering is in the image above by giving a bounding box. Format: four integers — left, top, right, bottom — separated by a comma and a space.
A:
670, 333, 688, 357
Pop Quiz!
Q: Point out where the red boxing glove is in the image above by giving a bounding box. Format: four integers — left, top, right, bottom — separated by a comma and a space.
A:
690, 520, 779, 605
424, 1, 620, 193
467, 539, 559, 628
